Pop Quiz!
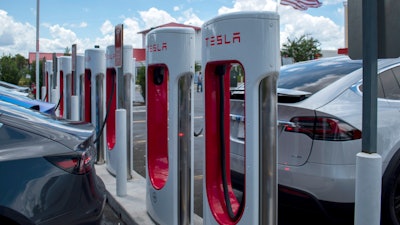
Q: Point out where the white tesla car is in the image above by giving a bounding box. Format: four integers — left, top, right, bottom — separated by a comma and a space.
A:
229, 56, 400, 224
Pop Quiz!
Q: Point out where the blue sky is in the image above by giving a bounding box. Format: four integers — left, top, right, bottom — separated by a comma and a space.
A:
0, 0, 347, 58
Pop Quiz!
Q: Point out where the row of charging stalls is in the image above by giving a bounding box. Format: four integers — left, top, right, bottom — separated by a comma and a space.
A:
84, 46, 135, 174
39, 10, 280, 225
41, 47, 135, 175
145, 11, 280, 225
43, 55, 85, 119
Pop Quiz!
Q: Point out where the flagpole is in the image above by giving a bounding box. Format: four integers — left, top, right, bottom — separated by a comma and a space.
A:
276, 0, 281, 12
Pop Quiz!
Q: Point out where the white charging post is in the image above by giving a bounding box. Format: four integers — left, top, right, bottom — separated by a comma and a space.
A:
105, 42, 134, 180
85, 48, 106, 164
202, 11, 280, 225
146, 27, 195, 225
57, 56, 71, 119
75, 54, 85, 121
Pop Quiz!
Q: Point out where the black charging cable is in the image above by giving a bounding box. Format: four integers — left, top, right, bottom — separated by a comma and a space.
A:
216, 65, 245, 220
94, 73, 116, 144
43, 91, 48, 102
54, 89, 63, 111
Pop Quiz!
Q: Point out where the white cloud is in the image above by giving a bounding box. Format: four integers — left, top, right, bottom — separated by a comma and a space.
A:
123, 17, 142, 48
86, 17, 143, 50
178, 8, 204, 27
49, 25, 77, 42
280, 8, 344, 49
0, 10, 36, 57
0, 1, 346, 58
139, 7, 177, 29
100, 20, 114, 36
218, 0, 277, 15
39, 24, 78, 53
78, 22, 88, 28
217, 0, 345, 50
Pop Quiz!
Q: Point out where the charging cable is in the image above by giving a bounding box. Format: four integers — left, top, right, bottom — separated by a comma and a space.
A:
216, 65, 245, 220
94, 73, 116, 144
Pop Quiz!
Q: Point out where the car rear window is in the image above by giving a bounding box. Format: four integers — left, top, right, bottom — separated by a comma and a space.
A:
278, 57, 363, 95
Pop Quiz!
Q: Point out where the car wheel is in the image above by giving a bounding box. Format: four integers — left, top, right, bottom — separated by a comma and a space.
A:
382, 152, 400, 225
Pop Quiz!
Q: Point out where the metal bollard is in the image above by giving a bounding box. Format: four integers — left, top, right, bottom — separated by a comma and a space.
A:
71, 95, 79, 121
116, 109, 127, 197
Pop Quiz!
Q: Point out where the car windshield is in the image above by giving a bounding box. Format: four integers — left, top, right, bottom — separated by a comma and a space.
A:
278, 56, 363, 95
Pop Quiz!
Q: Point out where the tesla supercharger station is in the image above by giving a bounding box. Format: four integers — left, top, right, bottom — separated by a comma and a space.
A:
85, 48, 106, 163
105, 44, 134, 178
202, 11, 280, 225
146, 27, 195, 225
44, 60, 53, 102
56, 56, 72, 118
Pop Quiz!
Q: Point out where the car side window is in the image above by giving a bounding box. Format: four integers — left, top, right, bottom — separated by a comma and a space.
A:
359, 66, 400, 100
379, 67, 400, 100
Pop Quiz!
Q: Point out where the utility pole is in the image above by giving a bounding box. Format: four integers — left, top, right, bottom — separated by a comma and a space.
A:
35, 0, 40, 99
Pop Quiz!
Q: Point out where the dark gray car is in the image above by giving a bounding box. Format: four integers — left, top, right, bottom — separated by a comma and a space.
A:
0, 100, 106, 225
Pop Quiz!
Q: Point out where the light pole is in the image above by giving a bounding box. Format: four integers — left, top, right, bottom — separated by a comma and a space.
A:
35, 0, 40, 100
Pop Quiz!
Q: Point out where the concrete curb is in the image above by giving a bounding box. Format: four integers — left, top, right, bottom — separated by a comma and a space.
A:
95, 164, 203, 225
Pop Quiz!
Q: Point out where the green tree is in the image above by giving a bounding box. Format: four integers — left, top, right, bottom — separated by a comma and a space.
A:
64, 46, 71, 56
136, 66, 146, 101
28, 59, 44, 89
0, 54, 24, 84
195, 63, 201, 72
281, 34, 322, 62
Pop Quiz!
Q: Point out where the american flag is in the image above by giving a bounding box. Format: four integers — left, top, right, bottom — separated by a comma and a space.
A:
280, 0, 322, 10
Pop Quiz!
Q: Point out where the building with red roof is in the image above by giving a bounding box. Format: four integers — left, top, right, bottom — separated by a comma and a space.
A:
28, 52, 64, 64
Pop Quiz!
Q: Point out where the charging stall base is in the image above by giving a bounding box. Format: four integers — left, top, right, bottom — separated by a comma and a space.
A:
146, 27, 195, 225
105, 45, 134, 178
202, 11, 280, 225
84, 48, 106, 163
57, 56, 72, 119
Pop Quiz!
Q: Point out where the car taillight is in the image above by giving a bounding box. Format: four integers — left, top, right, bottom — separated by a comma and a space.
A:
284, 116, 362, 141
45, 150, 93, 175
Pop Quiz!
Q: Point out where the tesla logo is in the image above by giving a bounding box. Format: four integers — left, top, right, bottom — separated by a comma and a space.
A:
205, 32, 241, 47
105, 53, 115, 60
148, 42, 167, 52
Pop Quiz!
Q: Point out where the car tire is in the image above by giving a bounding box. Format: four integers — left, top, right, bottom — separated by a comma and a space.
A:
382, 150, 400, 225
